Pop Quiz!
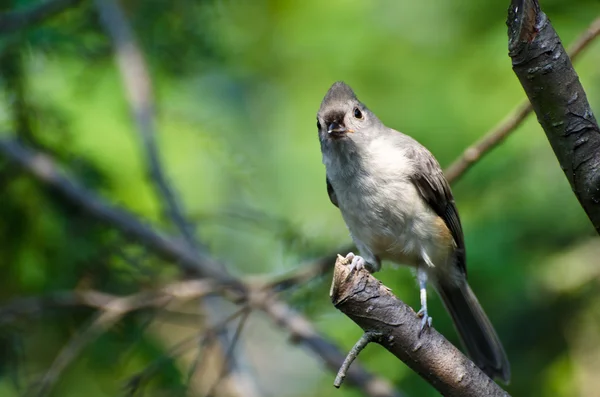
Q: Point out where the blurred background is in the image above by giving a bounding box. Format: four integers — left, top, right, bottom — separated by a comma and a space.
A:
1, 0, 600, 396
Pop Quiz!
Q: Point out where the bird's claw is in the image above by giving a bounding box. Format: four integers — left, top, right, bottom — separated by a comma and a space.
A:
417, 307, 432, 336
345, 252, 367, 273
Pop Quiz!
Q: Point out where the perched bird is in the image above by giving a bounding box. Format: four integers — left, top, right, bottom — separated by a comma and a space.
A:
317, 81, 510, 382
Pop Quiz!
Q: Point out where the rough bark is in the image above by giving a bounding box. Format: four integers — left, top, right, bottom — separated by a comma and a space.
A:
508, 0, 600, 233
330, 256, 509, 397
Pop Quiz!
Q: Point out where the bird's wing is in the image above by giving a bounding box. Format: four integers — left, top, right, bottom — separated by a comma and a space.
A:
326, 176, 339, 208
406, 144, 466, 274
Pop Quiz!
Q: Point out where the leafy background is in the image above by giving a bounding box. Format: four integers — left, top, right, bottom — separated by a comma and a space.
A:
1, 0, 600, 396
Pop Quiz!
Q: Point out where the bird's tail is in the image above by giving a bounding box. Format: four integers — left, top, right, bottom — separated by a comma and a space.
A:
435, 280, 511, 383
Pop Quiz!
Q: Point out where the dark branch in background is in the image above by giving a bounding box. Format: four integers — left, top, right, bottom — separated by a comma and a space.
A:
330, 256, 510, 397
0, 0, 85, 35
0, 139, 401, 397
0, 43, 36, 143
445, 16, 600, 183
94, 0, 201, 251
0, 139, 235, 284
508, 0, 600, 233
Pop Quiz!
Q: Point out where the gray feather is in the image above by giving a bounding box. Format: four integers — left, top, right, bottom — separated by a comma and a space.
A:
436, 280, 511, 383
405, 144, 466, 275
326, 176, 339, 208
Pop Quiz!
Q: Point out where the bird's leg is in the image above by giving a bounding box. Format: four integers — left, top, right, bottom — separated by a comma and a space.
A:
344, 252, 367, 272
416, 267, 432, 335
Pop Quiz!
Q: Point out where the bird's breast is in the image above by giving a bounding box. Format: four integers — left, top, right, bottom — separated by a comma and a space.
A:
326, 144, 445, 266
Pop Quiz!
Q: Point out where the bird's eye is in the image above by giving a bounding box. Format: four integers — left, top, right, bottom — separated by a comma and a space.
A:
353, 107, 363, 119
317, 120, 322, 129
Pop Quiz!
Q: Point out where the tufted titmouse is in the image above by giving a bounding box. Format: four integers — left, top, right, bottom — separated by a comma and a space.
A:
317, 81, 510, 382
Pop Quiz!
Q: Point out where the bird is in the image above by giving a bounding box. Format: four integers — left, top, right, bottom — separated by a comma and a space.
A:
316, 81, 510, 383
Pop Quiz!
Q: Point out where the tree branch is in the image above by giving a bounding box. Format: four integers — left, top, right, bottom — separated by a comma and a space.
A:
0, 0, 85, 35
445, 101, 531, 183
330, 256, 510, 397
508, 0, 600, 234
124, 307, 248, 396
445, 16, 600, 183
0, 139, 234, 284
94, 0, 202, 251
0, 279, 217, 327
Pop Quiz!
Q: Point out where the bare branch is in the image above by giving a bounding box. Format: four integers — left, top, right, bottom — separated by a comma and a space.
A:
330, 256, 509, 397
508, 0, 600, 233
205, 309, 252, 397
0, 0, 85, 35
0, 139, 236, 284
445, 16, 600, 183
0, 138, 400, 397
334, 331, 380, 388
445, 101, 531, 183
567, 18, 600, 60
0, 280, 216, 327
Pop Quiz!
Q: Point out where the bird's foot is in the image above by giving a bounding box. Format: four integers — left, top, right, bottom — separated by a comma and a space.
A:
416, 307, 432, 337
345, 252, 368, 273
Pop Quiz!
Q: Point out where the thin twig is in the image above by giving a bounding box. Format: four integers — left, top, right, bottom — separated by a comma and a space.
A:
568, 17, 600, 60
36, 294, 163, 396
444, 16, 600, 183
33, 285, 234, 397
0, 0, 85, 35
124, 307, 248, 396
262, 248, 347, 292
205, 309, 251, 397
190, 208, 344, 292
334, 332, 381, 388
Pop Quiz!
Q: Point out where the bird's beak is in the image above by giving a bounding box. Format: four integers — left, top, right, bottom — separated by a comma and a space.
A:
328, 122, 350, 136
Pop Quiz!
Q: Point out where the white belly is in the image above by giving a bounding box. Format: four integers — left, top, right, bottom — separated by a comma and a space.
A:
337, 177, 440, 265
325, 139, 450, 268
